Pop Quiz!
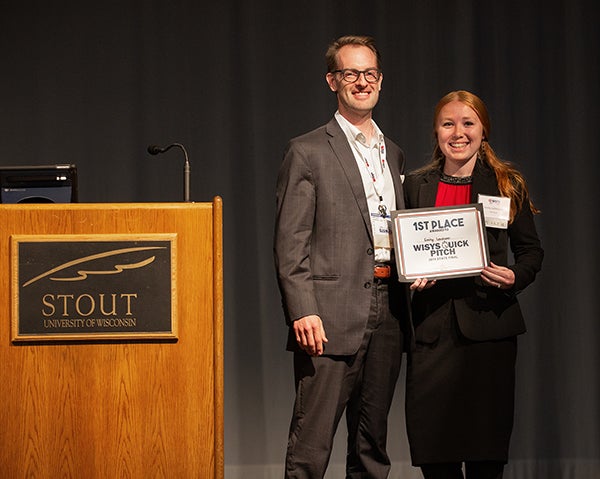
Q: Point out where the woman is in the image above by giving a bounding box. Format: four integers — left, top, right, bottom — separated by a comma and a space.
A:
404, 90, 543, 479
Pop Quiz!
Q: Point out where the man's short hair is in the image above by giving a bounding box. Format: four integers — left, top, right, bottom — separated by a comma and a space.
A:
325, 35, 381, 72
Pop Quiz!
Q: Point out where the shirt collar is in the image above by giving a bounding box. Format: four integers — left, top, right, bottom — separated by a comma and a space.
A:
334, 111, 383, 147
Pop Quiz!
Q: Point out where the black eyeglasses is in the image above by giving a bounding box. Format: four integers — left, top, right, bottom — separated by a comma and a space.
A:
331, 68, 382, 83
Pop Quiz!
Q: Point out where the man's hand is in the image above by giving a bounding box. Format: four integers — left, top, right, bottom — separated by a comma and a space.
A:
293, 315, 328, 356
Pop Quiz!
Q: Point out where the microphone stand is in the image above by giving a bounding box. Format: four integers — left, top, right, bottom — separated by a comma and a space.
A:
147, 143, 191, 202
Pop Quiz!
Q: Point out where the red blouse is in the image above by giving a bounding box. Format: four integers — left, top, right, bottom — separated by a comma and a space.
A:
435, 178, 472, 207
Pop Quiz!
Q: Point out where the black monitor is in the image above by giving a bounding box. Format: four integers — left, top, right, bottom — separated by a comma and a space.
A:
0, 164, 78, 204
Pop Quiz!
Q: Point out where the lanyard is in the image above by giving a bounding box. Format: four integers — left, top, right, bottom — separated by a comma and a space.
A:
351, 134, 389, 217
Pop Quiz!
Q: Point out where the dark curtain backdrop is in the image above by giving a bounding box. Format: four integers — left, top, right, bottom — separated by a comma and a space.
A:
1, 1, 598, 477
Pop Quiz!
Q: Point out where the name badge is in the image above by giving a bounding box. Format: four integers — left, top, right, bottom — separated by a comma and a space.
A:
478, 194, 510, 229
372, 214, 392, 249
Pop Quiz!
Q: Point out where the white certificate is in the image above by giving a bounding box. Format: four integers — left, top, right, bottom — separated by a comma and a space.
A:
391, 204, 490, 282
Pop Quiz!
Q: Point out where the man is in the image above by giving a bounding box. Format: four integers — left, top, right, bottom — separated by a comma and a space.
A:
274, 35, 410, 478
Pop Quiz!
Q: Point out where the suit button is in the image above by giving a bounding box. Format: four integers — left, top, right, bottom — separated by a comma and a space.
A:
364, 282, 371, 289
367, 248, 374, 255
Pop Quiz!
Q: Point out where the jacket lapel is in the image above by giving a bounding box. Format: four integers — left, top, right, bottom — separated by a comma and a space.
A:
471, 160, 500, 201
326, 118, 373, 237
418, 171, 440, 207
387, 152, 405, 210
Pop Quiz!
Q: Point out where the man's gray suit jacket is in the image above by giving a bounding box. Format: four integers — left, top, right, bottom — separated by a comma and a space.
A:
274, 117, 409, 356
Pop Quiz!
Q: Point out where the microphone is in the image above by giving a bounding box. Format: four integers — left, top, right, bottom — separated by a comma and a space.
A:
147, 144, 167, 155
147, 143, 191, 202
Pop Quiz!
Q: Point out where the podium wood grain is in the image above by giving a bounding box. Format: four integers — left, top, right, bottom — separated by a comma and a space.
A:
0, 200, 224, 478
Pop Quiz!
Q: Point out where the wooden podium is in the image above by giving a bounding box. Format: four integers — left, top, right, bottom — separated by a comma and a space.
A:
0, 200, 223, 478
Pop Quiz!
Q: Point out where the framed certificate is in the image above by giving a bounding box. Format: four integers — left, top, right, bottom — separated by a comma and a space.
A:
391, 204, 489, 282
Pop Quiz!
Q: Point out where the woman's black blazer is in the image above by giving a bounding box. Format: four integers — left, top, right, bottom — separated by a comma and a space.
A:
403, 160, 544, 343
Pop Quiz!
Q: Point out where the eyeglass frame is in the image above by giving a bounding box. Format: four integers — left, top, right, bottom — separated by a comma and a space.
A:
330, 68, 382, 83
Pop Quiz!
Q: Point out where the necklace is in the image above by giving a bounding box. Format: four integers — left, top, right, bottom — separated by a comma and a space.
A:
440, 172, 473, 185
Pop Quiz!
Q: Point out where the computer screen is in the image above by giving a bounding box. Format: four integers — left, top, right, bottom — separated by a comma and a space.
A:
0, 164, 78, 203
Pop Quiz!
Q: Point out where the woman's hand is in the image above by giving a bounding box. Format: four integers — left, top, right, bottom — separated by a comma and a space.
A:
410, 278, 437, 291
480, 262, 515, 290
